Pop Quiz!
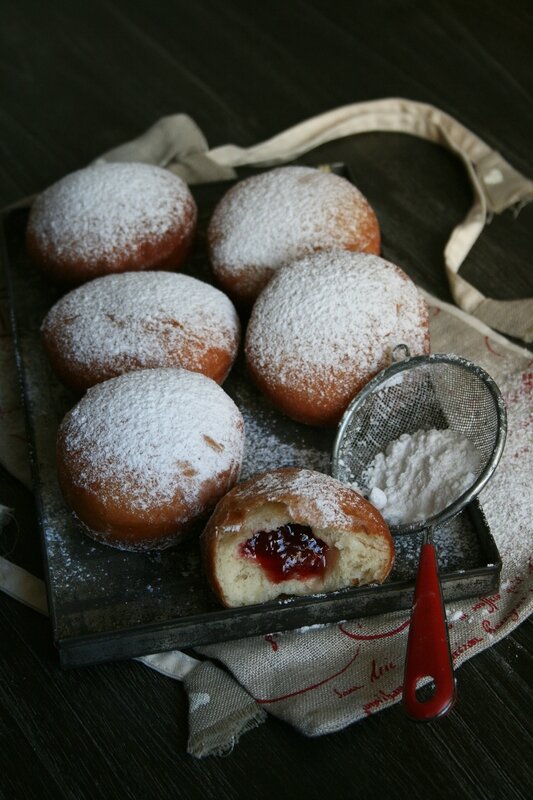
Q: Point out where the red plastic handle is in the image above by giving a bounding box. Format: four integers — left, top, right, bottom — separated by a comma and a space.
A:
403, 543, 456, 721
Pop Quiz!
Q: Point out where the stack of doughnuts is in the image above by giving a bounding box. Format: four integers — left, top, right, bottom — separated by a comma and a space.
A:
29, 161, 247, 553
28, 161, 430, 603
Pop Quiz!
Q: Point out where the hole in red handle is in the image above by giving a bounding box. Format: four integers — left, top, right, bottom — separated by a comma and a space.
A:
415, 676, 436, 702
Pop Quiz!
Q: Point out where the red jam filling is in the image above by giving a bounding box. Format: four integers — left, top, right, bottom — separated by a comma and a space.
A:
240, 523, 329, 583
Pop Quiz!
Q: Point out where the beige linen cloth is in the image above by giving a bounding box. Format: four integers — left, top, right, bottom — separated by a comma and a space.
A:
1, 99, 532, 756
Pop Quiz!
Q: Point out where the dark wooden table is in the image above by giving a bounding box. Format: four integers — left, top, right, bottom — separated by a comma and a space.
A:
1, 2, 532, 798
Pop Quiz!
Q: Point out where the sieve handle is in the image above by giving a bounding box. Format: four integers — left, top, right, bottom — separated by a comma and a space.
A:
403, 542, 456, 721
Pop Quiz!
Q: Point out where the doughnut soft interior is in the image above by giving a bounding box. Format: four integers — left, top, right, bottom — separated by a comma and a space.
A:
57, 368, 245, 551
26, 162, 197, 285
201, 467, 394, 607
207, 165, 380, 306
41, 271, 240, 392
245, 251, 430, 427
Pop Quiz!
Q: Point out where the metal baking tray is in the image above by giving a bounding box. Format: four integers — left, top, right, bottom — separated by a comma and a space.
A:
1, 172, 502, 669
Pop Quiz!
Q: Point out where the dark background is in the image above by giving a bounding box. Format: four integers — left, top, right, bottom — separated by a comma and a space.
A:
1, 1, 532, 799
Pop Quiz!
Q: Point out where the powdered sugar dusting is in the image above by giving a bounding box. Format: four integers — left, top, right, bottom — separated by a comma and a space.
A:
28, 163, 194, 264
246, 251, 429, 398
233, 468, 381, 531
42, 271, 239, 378
59, 368, 244, 514
359, 429, 483, 525
208, 166, 378, 293
238, 401, 331, 481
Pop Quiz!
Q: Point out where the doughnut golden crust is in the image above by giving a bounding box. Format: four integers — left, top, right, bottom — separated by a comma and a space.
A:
245, 251, 430, 427
41, 271, 240, 392
207, 165, 380, 306
57, 368, 245, 551
26, 163, 197, 285
201, 467, 394, 607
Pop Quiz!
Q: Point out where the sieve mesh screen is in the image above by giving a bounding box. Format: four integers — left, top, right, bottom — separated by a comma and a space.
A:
332, 354, 506, 535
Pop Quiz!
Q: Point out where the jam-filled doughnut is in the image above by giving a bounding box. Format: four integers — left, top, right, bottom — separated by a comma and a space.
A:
26, 162, 197, 285
41, 271, 240, 392
245, 251, 430, 427
57, 368, 245, 551
207, 165, 380, 306
201, 467, 394, 607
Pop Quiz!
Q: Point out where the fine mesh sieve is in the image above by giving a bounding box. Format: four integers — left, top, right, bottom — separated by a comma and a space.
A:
331, 348, 507, 721
332, 348, 507, 535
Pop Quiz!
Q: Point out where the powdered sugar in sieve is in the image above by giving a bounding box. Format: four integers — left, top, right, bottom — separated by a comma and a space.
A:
355, 428, 483, 527
332, 350, 507, 536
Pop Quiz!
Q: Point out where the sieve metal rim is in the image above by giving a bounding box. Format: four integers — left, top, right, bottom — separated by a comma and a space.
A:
331, 352, 508, 536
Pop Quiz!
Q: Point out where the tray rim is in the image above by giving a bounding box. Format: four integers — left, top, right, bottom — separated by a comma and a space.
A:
54, 550, 501, 669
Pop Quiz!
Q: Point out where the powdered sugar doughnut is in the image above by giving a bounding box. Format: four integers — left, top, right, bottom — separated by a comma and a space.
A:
245, 251, 429, 427
26, 163, 197, 285
57, 368, 245, 551
41, 271, 240, 392
201, 467, 394, 607
207, 166, 380, 306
